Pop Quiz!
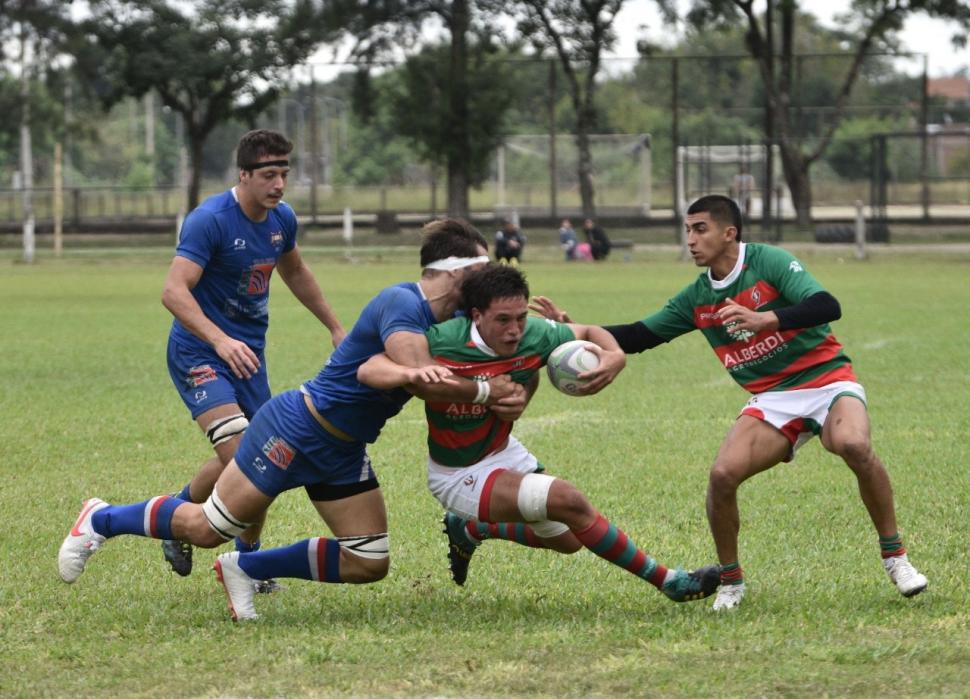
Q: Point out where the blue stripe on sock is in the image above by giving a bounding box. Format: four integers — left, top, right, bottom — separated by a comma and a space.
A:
324, 539, 342, 583
175, 483, 193, 502
237, 540, 313, 581
235, 537, 261, 553
92, 497, 184, 540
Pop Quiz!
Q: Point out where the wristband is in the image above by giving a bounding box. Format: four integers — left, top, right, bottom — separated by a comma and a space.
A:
473, 379, 491, 404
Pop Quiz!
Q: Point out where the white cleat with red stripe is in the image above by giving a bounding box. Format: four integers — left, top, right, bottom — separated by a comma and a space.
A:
58, 498, 109, 583
213, 552, 258, 621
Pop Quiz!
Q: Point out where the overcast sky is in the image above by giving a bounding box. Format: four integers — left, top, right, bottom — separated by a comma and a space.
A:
609, 0, 968, 78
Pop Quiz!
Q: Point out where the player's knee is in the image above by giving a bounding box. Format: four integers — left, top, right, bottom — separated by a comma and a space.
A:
835, 435, 875, 468
337, 533, 390, 583
708, 462, 743, 494
177, 507, 228, 548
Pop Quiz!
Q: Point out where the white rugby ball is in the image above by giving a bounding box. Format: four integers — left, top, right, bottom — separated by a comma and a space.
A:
546, 340, 600, 395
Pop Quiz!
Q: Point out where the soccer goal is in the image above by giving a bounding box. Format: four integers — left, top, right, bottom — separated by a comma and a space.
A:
494, 133, 652, 215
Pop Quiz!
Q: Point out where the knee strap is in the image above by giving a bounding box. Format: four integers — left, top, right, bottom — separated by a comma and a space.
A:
517, 473, 557, 522
202, 488, 251, 541
337, 533, 390, 560
205, 413, 249, 447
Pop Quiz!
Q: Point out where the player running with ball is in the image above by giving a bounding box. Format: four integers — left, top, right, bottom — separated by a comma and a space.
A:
357, 264, 721, 603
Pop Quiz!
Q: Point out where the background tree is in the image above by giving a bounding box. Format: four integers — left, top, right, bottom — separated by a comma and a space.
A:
72, 0, 325, 209
684, 0, 970, 226
320, 0, 512, 218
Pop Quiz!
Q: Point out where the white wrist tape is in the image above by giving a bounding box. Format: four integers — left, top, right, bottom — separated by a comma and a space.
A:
473, 379, 491, 404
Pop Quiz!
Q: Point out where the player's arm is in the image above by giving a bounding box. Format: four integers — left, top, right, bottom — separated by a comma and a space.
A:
717, 292, 841, 334
566, 323, 626, 395
161, 256, 259, 379
276, 246, 346, 348
382, 331, 523, 407
530, 295, 668, 355
356, 352, 456, 390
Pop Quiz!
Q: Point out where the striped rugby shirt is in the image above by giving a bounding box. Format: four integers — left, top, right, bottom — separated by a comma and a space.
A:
425, 315, 576, 467
642, 242, 856, 393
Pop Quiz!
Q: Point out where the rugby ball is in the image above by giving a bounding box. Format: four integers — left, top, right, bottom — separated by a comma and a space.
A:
546, 340, 600, 395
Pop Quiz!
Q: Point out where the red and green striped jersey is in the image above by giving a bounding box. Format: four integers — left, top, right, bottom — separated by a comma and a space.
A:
642, 243, 856, 394
425, 316, 576, 466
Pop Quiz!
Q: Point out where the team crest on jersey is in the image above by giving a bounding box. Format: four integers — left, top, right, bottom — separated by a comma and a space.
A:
789, 260, 804, 272
187, 364, 217, 388
751, 289, 762, 307
243, 262, 276, 294
262, 436, 295, 469
270, 230, 284, 248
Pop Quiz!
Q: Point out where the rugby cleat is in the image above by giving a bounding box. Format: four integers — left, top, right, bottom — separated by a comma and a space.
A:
213, 552, 258, 621
442, 512, 479, 586
162, 539, 193, 577
254, 578, 283, 594
660, 565, 722, 603
58, 498, 109, 583
711, 582, 746, 611
884, 554, 928, 598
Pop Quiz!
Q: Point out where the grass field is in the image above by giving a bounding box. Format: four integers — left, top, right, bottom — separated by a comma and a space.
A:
1, 247, 968, 698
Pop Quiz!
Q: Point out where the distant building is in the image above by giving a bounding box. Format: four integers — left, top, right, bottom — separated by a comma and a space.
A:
928, 76, 970, 104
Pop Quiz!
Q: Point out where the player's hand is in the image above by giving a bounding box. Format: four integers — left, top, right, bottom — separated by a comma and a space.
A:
215, 337, 260, 379
489, 382, 528, 422
405, 365, 457, 386
485, 374, 517, 401
529, 296, 571, 323
331, 327, 347, 348
717, 297, 778, 334
576, 346, 626, 395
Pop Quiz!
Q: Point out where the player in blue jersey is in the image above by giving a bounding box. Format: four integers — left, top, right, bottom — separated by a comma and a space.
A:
59, 219, 529, 621
160, 129, 345, 579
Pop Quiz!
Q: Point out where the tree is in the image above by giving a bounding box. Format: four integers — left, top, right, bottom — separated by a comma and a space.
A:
509, 0, 643, 217
72, 0, 325, 209
320, 0, 510, 218
684, 0, 970, 226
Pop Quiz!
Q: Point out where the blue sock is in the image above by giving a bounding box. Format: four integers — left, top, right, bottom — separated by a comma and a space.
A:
174, 483, 193, 502
237, 538, 342, 583
235, 537, 261, 553
91, 496, 183, 540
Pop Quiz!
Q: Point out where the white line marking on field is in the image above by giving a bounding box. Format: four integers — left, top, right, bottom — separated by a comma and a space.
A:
863, 339, 891, 350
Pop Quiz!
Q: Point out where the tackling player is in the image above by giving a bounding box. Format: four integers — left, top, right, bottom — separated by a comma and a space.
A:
356, 265, 722, 602
530, 194, 928, 610
59, 219, 526, 621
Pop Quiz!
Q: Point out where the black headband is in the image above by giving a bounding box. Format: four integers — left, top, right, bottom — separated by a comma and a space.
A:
242, 159, 289, 171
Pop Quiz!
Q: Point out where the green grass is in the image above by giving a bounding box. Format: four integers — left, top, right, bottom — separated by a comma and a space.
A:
1, 249, 968, 698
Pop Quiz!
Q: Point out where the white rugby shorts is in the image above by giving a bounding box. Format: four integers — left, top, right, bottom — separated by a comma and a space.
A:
739, 380, 867, 460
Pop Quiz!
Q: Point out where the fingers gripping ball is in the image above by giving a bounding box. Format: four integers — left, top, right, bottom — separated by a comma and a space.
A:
546, 340, 600, 395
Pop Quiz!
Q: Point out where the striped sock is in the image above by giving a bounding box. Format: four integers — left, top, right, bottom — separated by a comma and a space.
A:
720, 561, 744, 586
237, 538, 342, 583
879, 532, 907, 559
571, 513, 668, 588
467, 520, 545, 548
90, 496, 184, 540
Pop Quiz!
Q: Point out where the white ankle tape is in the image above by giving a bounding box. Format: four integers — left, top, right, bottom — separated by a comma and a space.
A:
517, 473, 556, 521
202, 488, 250, 540
337, 533, 390, 560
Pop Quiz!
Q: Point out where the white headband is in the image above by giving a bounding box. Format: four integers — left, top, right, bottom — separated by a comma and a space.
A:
423, 255, 490, 272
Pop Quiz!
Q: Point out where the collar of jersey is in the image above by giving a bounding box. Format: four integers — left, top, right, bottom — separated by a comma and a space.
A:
707, 242, 747, 290
469, 321, 498, 357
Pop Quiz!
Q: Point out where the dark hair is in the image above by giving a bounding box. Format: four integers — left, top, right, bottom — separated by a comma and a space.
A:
687, 194, 743, 241
236, 129, 293, 170
420, 218, 488, 267
460, 264, 530, 315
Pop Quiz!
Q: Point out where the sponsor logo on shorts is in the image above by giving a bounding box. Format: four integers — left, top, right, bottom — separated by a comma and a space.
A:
462, 475, 477, 488
262, 436, 295, 469
194, 390, 208, 403
187, 364, 218, 388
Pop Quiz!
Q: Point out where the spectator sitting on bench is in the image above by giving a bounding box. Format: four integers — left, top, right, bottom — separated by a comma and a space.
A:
583, 218, 612, 261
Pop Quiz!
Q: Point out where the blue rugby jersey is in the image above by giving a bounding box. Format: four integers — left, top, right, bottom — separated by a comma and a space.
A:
169, 189, 298, 352
301, 283, 436, 443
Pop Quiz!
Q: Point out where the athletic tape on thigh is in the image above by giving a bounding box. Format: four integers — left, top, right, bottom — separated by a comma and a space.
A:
201, 488, 251, 540
529, 519, 570, 538
517, 473, 557, 522
205, 413, 249, 447
337, 533, 390, 560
